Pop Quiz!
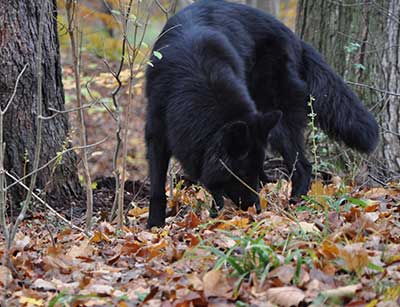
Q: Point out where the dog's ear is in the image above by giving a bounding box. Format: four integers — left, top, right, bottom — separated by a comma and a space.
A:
258, 111, 282, 139
222, 121, 250, 160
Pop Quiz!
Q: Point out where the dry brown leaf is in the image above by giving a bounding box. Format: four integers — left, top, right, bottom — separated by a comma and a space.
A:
268, 265, 295, 285
309, 181, 336, 206
128, 206, 149, 217
15, 234, 30, 251
68, 239, 94, 259
298, 221, 321, 234
266, 286, 305, 307
186, 211, 200, 228
83, 284, 114, 295
121, 241, 142, 256
31, 278, 57, 291
0, 265, 13, 287
203, 270, 232, 299
213, 233, 236, 249
364, 188, 393, 199
44, 246, 74, 271
320, 240, 340, 259
99, 221, 116, 235
187, 273, 203, 291
184, 233, 200, 248
340, 244, 370, 272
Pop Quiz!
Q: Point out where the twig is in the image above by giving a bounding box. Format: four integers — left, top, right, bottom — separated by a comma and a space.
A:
85, 78, 118, 121
117, 5, 134, 227
6, 137, 108, 191
2, 64, 29, 114
107, 0, 133, 223
155, 0, 177, 19
367, 173, 387, 187
39, 100, 99, 120
347, 81, 400, 97
66, 0, 94, 230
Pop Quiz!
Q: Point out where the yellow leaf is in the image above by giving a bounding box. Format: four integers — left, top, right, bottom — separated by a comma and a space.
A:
20, 297, 44, 306
127, 206, 148, 217
90, 230, 111, 243
365, 299, 378, 307
298, 221, 321, 234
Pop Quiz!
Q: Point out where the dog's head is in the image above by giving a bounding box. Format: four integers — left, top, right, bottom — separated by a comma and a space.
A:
203, 110, 282, 211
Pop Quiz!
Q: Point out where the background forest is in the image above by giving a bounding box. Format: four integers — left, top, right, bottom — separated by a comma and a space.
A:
0, 1, 400, 306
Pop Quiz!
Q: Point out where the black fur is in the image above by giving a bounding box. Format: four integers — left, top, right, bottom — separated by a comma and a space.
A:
145, 0, 379, 227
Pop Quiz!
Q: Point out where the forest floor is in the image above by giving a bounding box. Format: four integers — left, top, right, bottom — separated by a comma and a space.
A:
1, 55, 400, 307
2, 179, 400, 307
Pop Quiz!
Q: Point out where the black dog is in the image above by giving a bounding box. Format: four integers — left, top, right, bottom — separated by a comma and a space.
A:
145, 0, 379, 227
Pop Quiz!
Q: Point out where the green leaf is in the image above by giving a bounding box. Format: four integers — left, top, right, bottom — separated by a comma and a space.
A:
111, 9, 121, 16
153, 51, 163, 60
347, 197, 368, 208
135, 291, 149, 302
367, 262, 384, 272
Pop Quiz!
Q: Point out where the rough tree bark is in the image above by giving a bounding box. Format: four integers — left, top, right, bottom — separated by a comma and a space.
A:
0, 0, 82, 204
296, 0, 400, 179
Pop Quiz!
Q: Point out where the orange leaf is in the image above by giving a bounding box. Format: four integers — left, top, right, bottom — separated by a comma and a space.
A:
320, 240, 340, 259
339, 245, 369, 273
90, 231, 111, 243
187, 211, 200, 228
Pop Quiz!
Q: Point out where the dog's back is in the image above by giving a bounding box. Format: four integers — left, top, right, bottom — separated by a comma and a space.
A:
146, 21, 256, 179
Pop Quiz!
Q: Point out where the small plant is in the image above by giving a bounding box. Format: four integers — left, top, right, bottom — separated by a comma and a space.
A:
307, 95, 335, 176
49, 292, 108, 307
344, 42, 361, 54
307, 95, 319, 176
201, 221, 280, 294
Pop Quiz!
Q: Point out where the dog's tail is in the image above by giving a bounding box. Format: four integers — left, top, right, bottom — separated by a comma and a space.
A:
301, 41, 379, 154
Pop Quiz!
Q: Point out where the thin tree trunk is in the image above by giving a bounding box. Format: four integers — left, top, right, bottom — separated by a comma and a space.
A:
379, 1, 400, 176
0, 0, 82, 205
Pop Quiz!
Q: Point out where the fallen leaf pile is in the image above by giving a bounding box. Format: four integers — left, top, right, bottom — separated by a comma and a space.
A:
1, 180, 400, 307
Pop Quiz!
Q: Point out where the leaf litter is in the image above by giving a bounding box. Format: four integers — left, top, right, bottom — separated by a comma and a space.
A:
1, 179, 400, 307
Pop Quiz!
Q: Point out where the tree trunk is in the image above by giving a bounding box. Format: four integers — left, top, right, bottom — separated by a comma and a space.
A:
0, 0, 82, 204
255, 0, 280, 16
231, 0, 280, 16
296, 0, 400, 179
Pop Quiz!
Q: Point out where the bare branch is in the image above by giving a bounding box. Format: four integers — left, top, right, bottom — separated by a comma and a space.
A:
6, 136, 109, 191
66, 0, 94, 230
107, 0, 134, 223
347, 80, 400, 97
1, 63, 29, 115
39, 100, 99, 120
